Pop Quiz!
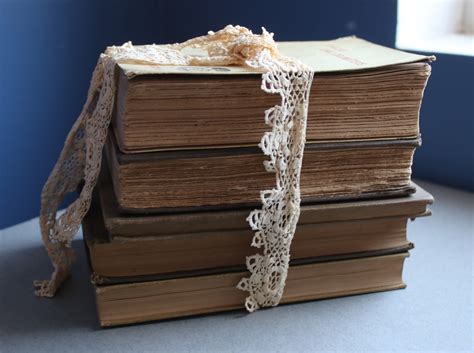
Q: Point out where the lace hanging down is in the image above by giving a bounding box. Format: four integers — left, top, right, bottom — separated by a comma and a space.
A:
35, 25, 314, 312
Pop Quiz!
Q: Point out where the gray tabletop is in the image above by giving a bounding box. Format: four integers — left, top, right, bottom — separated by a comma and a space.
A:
1, 180, 472, 353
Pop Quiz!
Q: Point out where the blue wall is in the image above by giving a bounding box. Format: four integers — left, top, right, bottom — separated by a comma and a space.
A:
160, 0, 396, 44
413, 52, 474, 192
0, 0, 471, 229
0, 0, 167, 229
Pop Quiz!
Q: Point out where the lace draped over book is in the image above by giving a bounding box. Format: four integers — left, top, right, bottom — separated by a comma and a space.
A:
35, 25, 314, 311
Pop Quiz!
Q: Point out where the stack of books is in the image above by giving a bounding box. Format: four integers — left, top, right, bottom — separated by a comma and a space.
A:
83, 37, 434, 327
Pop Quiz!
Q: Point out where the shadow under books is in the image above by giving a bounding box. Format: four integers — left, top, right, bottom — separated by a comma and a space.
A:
1, 239, 98, 336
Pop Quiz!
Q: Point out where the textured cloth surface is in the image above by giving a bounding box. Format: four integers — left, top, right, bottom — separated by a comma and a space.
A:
1, 181, 472, 352
34, 25, 314, 311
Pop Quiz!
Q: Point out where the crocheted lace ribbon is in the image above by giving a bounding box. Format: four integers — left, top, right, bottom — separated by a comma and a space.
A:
34, 25, 314, 312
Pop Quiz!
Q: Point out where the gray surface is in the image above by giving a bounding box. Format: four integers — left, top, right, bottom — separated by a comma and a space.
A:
0, 180, 472, 353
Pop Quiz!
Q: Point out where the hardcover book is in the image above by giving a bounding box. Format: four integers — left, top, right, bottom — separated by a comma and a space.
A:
93, 252, 409, 327
106, 136, 421, 212
112, 37, 432, 153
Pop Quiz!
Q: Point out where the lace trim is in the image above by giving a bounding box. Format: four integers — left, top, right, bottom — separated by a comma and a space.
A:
35, 25, 314, 312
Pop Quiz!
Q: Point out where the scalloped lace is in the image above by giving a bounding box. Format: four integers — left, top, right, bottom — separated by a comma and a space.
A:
35, 25, 314, 312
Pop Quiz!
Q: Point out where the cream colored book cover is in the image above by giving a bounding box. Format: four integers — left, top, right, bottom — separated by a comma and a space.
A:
119, 36, 434, 77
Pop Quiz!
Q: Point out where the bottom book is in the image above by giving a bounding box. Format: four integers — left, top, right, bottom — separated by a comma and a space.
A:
94, 252, 409, 327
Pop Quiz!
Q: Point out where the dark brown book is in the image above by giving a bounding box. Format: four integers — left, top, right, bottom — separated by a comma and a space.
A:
82, 171, 432, 279
113, 38, 432, 153
94, 252, 409, 326
106, 135, 420, 212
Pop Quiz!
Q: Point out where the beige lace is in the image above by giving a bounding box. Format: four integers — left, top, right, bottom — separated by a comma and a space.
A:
34, 25, 314, 312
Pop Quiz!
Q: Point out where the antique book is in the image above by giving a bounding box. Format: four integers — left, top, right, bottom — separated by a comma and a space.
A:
93, 252, 409, 326
112, 37, 433, 153
82, 171, 432, 279
105, 134, 420, 212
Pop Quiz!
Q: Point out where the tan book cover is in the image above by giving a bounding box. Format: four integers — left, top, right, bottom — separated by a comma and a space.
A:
94, 253, 409, 327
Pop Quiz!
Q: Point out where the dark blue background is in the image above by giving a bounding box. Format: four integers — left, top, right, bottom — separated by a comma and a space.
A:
0, 0, 472, 229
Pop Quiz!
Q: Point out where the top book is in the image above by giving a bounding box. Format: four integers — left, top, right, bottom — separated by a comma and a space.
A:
112, 37, 433, 153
